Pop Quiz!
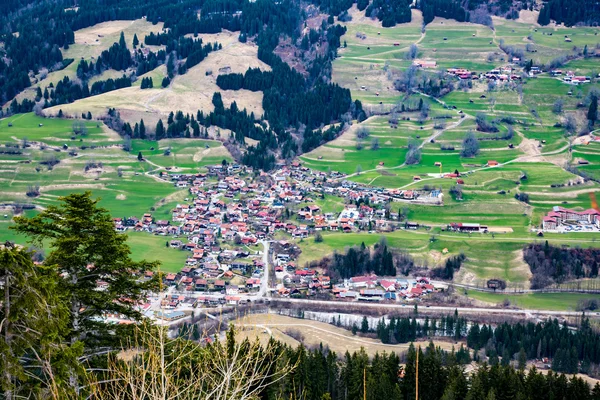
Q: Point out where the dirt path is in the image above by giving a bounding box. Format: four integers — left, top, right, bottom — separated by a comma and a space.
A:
339, 106, 471, 180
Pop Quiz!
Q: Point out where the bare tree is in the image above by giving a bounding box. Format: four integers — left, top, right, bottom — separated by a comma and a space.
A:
407, 44, 418, 60
394, 65, 418, 93
91, 323, 294, 400
123, 135, 132, 152
564, 114, 577, 134
356, 126, 370, 139
72, 120, 88, 136
370, 137, 379, 150
461, 131, 480, 157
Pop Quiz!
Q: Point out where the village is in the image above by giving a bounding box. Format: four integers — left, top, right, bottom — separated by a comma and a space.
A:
110, 162, 453, 323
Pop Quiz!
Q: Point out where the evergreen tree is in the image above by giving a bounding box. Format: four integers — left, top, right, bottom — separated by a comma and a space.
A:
13, 193, 159, 345
133, 33, 139, 48
155, 119, 165, 140
139, 119, 146, 139
361, 316, 369, 333
588, 94, 598, 126
119, 31, 126, 48
0, 244, 69, 398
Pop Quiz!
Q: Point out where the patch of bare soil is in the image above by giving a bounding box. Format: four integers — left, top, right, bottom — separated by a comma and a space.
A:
517, 134, 541, 158
487, 227, 514, 233
517, 10, 540, 25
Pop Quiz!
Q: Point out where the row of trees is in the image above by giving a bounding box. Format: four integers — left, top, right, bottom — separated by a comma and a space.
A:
418, 0, 469, 25
374, 312, 470, 344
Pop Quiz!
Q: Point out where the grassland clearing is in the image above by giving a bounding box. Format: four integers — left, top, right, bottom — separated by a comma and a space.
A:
233, 314, 463, 357
463, 291, 597, 311
0, 113, 231, 219
44, 30, 268, 125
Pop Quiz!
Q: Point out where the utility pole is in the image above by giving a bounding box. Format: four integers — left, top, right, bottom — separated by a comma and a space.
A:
363, 368, 366, 400
415, 346, 420, 400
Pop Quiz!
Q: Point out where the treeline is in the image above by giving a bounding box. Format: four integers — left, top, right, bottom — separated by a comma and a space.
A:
418, 0, 469, 25
216, 67, 274, 91
308, 0, 354, 16
365, 0, 412, 27
374, 312, 469, 344
90, 75, 132, 96
75, 36, 166, 81
523, 241, 600, 289
325, 240, 396, 279
538, 0, 600, 26
274, 342, 600, 400
468, 317, 600, 375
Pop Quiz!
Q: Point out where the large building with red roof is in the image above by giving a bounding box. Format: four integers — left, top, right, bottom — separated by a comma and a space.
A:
542, 206, 600, 231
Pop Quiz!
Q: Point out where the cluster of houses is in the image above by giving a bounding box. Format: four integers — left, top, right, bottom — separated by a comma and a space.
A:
109, 162, 451, 307
542, 206, 600, 232
550, 70, 592, 85
274, 258, 333, 297
483, 66, 522, 82
330, 275, 443, 302
447, 67, 479, 80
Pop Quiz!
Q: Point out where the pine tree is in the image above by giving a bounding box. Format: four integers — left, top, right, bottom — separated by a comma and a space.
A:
119, 31, 126, 48
156, 119, 165, 140
133, 33, 139, 48
361, 316, 369, 333
588, 95, 598, 126
139, 119, 146, 139
13, 193, 159, 346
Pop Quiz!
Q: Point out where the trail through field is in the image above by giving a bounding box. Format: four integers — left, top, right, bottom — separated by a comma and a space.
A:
143, 86, 172, 113
338, 106, 471, 180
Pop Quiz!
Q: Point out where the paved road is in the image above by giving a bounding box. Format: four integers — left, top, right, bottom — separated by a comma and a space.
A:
258, 240, 270, 298
272, 298, 598, 318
